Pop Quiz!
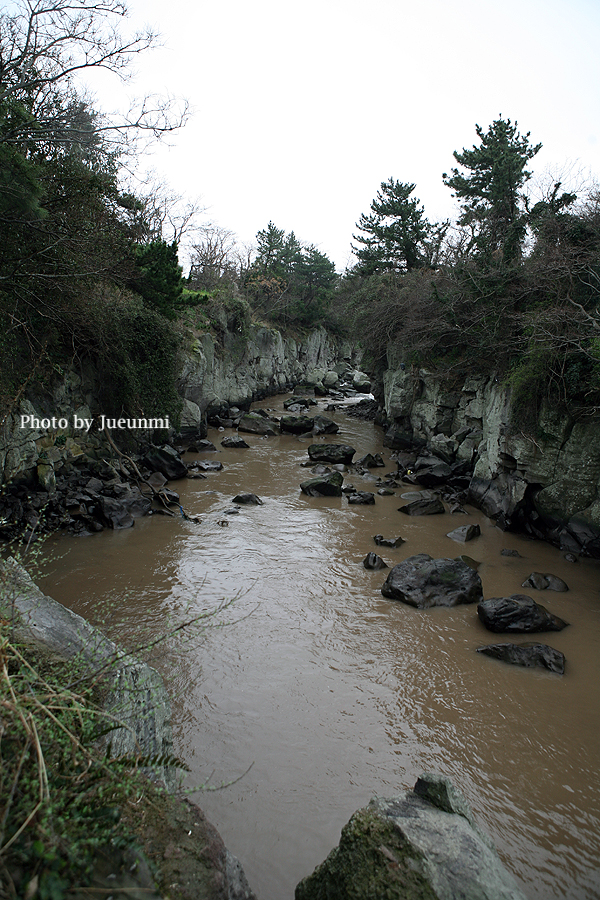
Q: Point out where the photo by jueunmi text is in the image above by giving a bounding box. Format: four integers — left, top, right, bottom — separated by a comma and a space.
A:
20, 415, 170, 433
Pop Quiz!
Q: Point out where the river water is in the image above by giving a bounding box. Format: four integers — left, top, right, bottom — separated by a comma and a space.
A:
35, 396, 600, 900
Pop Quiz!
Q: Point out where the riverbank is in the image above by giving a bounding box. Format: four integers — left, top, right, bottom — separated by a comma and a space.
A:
31, 396, 600, 900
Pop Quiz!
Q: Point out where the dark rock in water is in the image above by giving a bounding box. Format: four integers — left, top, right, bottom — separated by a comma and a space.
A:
347, 491, 375, 505
477, 642, 565, 674
414, 462, 454, 487
398, 498, 445, 516
300, 472, 343, 497
308, 443, 356, 464
468, 473, 528, 530
221, 437, 250, 449
477, 594, 569, 633
295, 773, 527, 900
373, 534, 405, 548
238, 413, 278, 435
232, 493, 263, 505
143, 445, 188, 480
446, 524, 481, 543
312, 415, 339, 435
96, 496, 135, 530
354, 453, 385, 469
381, 553, 483, 608
377, 488, 395, 496
522, 572, 569, 592
192, 460, 223, 472
187, 439, 217, 452
563, 552, 578, 563
284, 396, 314, 410
501, 548, 521, 557
363, 552, 388, 570
280, 415, 315, 434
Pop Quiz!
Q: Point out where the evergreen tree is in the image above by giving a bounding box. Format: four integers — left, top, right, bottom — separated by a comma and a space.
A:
130, 240, 184, 319
443, 117, 542, 262
352, 179, 434, 275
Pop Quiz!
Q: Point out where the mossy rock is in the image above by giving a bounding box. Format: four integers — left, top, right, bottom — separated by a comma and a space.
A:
295, 807, 436, 900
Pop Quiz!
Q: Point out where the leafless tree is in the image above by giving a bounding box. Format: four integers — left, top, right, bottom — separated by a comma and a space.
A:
0, 0, 188, 148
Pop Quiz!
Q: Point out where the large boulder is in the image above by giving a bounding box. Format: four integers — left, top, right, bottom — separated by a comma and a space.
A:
477, 642, 566, 674
308, 444, 356, 465
295, 773, 527, 900
381, 554, 483, 608
477, 594, 569, 633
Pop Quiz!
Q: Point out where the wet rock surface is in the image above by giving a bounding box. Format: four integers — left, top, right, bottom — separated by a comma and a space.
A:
295, 773, 527, 900
300, 472, 344, 497
381, 554, 483, 608
477, 594, 570, 633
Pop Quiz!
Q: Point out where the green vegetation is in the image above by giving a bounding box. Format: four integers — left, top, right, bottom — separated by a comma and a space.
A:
0, 624, 164, 898
338, 117, 600, 421
1, 0, 598, 434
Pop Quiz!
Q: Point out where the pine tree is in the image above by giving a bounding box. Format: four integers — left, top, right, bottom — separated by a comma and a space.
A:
443, 117, 542, 262
352, 179, 433, 275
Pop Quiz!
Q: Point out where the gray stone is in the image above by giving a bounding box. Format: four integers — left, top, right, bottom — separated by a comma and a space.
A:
143, 445, 188, 480
381, 554, 483, 608
296, 774, 527, 900
446, 524, 481, 543
352, 370, 371, 392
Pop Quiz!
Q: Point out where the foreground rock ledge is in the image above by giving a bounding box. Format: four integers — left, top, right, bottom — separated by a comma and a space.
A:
295, 773, 527, 900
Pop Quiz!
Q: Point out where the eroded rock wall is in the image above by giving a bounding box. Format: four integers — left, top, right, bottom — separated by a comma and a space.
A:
178, 325, 353, 429
381, 357, 600, 556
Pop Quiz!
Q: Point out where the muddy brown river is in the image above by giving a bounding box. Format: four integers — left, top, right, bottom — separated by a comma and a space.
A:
35, 396, 600, 900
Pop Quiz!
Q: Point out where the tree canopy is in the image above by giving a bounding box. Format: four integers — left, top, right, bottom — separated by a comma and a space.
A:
351, 179, 439, 275
443, 117, 542, 262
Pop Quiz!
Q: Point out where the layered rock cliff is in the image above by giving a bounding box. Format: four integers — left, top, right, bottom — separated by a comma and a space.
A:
379, 351, 600, 557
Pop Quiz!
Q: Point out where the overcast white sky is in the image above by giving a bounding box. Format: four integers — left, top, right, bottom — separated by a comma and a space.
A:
90, 0, 600, 272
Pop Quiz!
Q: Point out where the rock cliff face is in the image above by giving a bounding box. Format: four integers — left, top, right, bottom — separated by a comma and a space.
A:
0, 325, 355, 485
380, 354, 600, 557
177, 325, 353, 432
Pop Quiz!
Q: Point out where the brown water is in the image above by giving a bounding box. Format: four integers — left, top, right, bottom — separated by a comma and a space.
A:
35, 397, 600, 900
